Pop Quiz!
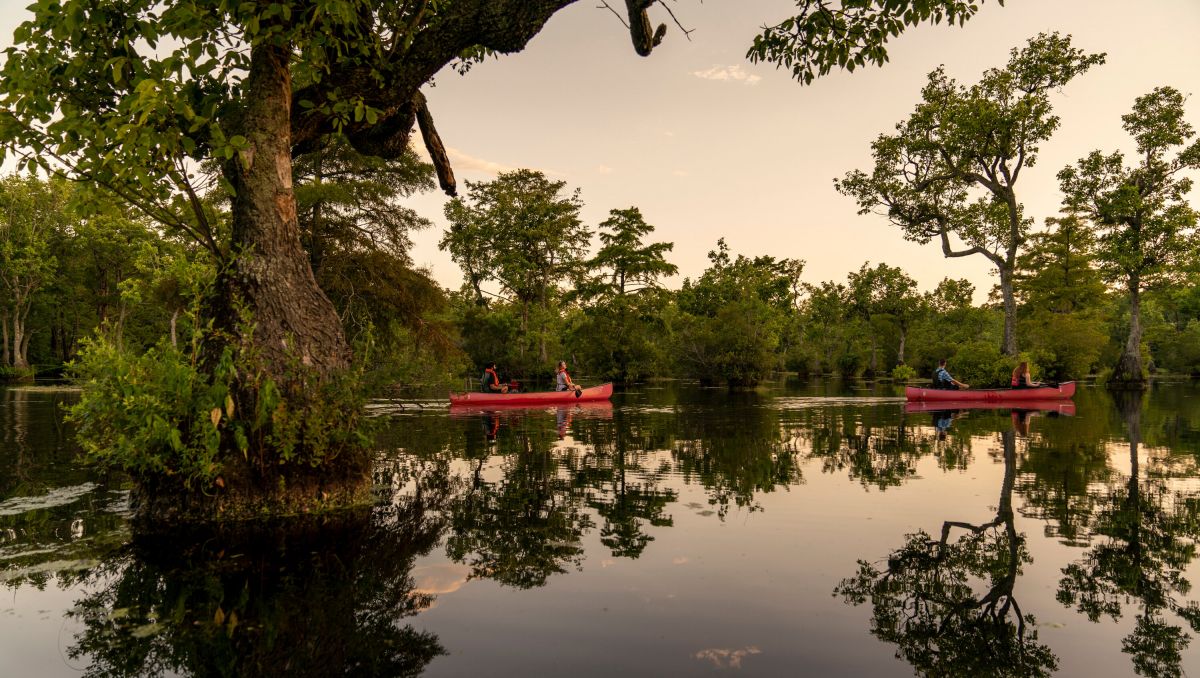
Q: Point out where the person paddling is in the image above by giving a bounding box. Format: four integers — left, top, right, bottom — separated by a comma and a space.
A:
481, 362, 509, 394
1011, 361, 1044, 389
556, 361, 583, 396
933, 358, 970, 390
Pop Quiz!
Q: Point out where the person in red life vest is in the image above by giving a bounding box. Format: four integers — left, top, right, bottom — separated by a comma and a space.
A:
481, 362, 508, 393
1011, 361, 1044, 389
555, 361, 582, 394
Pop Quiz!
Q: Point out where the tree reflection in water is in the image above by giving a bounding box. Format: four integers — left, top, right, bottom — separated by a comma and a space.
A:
1057, 392, 1200, 678
836, 411, 1059, 677
13, 498, 448, 678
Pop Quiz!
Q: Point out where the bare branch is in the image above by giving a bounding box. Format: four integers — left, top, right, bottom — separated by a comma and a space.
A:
597, 1, 630, 28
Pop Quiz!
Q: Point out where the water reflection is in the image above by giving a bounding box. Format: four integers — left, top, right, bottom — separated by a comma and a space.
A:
5, 383, 1200, 675
836, 411, 1058, 677
8, 502, 446, 677
1057, 392, 1200, 678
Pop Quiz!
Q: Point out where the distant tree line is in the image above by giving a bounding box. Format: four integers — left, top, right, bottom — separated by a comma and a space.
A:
439, 166, 1198, 388
1, 37, 1196, 390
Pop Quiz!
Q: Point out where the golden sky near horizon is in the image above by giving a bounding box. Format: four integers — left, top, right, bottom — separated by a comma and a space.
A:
1, 0, 1198, 300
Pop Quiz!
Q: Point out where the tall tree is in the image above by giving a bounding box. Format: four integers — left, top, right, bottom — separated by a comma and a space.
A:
573, 207, 678, 381
1014, 214, 1108, 379
0, 175, 70, 373
1058, 87, 1200, 386
837, 33, 1105, 356
676, 240, 803, 386
581, 207, 677, 300
1014, 214, 1105, 314
293, 137, 434, 278
442, 169, 590, 364
847, 262, 923, 370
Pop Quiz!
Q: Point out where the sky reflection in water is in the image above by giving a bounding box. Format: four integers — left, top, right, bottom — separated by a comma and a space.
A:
2, 382, 1200, 677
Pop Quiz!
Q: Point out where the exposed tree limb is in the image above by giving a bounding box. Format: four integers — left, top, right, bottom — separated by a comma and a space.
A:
413, 91, 456, 196
626, 0, 667, 56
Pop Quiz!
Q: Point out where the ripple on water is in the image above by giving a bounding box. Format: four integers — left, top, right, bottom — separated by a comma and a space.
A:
0, 483, 99, 516
770, 396, 907, 410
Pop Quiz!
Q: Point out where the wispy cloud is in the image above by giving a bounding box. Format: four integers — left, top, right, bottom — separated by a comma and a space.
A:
411, 139, 515, 175
692, 64, 762, 86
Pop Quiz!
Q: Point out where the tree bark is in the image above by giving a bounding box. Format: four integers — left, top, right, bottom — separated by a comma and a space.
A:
11, 309, 28, 370
897, 327, 907, 365
17, 328, 30, 370
998, 265, 1018, 356
1112, 277, 1145, 386
217, 40, 349, 378
1, 308, 9, 367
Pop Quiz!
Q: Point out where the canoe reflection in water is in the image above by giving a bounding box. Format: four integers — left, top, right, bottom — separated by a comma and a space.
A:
905, 400, 1077, 440
449, 401, 615, 441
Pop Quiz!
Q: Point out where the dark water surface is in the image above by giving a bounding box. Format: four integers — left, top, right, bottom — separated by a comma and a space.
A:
3, 381, 1200, 677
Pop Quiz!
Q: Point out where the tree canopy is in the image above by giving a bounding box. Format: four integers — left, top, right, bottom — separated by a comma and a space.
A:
1059, 87, 1200, 385
836, 32, 1105, 356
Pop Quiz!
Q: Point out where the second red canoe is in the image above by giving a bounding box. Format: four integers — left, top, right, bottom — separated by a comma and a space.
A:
905, 381, 1075, 402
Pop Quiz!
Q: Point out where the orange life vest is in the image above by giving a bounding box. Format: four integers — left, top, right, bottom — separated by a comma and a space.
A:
483, 367, 500, 391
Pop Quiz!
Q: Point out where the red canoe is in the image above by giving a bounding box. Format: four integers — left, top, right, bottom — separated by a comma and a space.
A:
905, 381, 1075, 402
449, 383, 613, 406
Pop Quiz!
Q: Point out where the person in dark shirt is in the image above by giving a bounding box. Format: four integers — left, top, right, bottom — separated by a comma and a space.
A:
481, 362, 508, 393
1010, 361, 1044, 389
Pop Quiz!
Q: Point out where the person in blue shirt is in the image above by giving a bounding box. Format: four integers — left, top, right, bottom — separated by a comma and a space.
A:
933, 358, 970, 390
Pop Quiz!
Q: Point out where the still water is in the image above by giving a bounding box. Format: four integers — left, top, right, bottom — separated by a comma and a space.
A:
2, 381, 1199, 677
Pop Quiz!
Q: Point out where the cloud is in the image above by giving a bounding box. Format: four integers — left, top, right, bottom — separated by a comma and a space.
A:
410, 139, 515, 175
672, 169, 689, 177
447, 147, 517, 175
672, 556, 689, 565
692, 65, 762, 85
596, 164, 614, 175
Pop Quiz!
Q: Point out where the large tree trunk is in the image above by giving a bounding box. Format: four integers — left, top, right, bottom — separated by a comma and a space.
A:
141, 40, 364, 524
897, 327, 907, 366
11, 308, 28, 370
868, 334, 878, 376
218, 41, 349, 378
1111, 279, 1145, 387
1, 308, 9, 367
998, 265, 1018, 356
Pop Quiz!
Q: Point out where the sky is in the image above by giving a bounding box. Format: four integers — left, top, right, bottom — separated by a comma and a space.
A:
2, 0, 1199, 299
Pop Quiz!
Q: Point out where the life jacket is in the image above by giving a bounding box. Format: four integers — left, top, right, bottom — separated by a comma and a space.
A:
1011, 373, 1019, 387
556, 367, 571, 391
482, 367, 500, 392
